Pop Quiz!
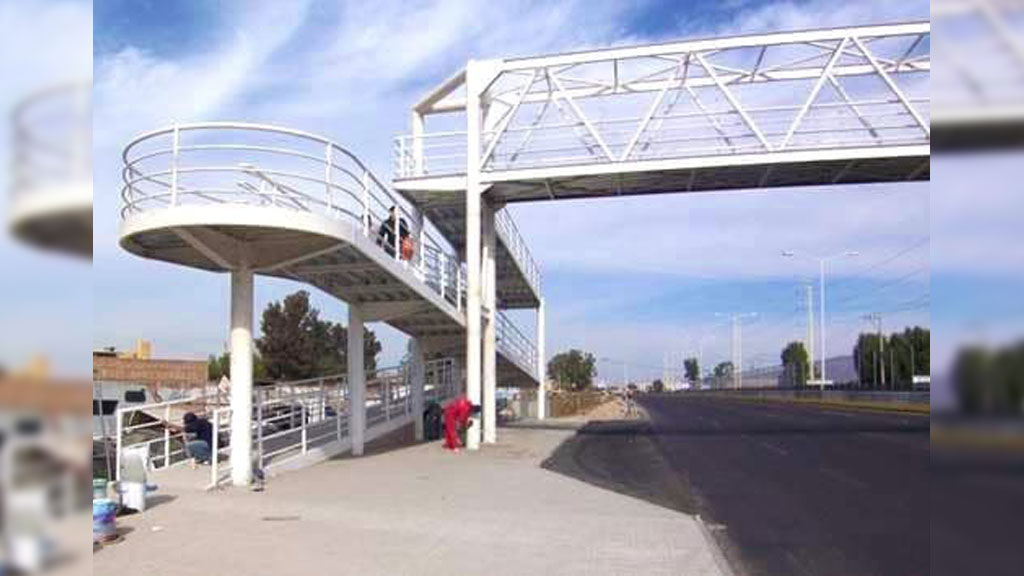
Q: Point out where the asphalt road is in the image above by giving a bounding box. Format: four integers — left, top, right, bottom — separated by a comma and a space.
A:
542, 395, 929, 576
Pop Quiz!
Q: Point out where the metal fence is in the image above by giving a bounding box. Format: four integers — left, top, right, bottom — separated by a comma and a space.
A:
496, 311, 538, 377
113, 358, 460, 489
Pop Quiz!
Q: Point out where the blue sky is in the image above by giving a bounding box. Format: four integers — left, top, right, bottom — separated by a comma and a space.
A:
8, 0, 997, 388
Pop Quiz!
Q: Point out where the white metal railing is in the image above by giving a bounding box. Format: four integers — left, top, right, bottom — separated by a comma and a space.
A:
394, 22, 930, 178
932, 0, 1024, 120
494, 207, 542, 297
251, 373, 349, 478
11, 80, 92, 199
120, 122, 465, 309
114, 393, 224, 480
496, 311, 538, 377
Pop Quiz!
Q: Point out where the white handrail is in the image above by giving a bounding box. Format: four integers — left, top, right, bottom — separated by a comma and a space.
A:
11, 80, 92, 198
120, 122, 469, 311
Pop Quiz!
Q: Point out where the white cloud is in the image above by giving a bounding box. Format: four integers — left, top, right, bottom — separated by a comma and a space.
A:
90, 0, 934, 372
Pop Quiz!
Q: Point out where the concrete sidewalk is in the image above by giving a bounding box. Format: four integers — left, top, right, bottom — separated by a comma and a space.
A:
94, 426, 726, 576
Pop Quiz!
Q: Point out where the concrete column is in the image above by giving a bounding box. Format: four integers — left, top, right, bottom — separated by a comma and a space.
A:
464, 60, 484, 451
229, 267, 254, 486
348, 305, 366, 456
410, 338, 426, 441
537, 297, 547, 420
482, 202, 498, 444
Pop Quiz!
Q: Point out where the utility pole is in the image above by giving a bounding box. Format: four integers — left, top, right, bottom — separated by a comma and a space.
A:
805, 284, 815, 379
783, 250, 859, 386
863, 314, 885, 389
717, 313, 757, 390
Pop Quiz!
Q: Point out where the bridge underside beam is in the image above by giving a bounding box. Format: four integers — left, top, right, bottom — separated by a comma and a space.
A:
483, 151, 929, 203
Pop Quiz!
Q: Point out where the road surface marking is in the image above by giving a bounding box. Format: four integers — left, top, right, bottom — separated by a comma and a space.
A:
756, 440, 789, 457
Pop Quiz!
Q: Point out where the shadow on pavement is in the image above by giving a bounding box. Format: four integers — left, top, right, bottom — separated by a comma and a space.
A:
539, 419, 698, 515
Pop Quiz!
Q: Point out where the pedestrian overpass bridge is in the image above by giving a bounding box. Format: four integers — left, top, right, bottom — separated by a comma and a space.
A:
111, 21, 934, 487
394, 22, 930, 200
117, 123, 543, 484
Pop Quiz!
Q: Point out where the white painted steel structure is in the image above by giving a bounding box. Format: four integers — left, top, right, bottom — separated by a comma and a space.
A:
9, 81, 92, 257
114, 358, 459, 489
396, 22, 932, 447
395, 22, 931, 200
932, 0, 1024, 148
117, 122, 540, 483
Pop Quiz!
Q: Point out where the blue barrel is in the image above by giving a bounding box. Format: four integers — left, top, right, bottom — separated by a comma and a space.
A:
92, 499, 118, 543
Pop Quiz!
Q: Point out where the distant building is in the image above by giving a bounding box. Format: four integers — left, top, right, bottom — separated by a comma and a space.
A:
92, 340, 209, 437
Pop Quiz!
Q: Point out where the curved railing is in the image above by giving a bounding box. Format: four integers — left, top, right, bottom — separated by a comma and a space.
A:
120, 122, 465, 308
11, 80, 92, 199
497, 311, 538, 377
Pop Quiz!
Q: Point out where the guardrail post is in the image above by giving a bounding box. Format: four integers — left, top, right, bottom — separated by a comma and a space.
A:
115, 409, 124, 482
385, 378, 391, 421
361, 171, 370, 236
164, 404, 171, 468
256, 392, 264, 469
457, 267, 464, 312
171, 123, 180, 206
301, 403, 308, 454
325, 143, 333, 215
440, 253, 448, 301
211, 410, 220, 488
320, 378, 327, 421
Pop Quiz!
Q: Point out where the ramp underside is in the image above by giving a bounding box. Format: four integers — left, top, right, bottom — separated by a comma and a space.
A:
123, 221, 536, 385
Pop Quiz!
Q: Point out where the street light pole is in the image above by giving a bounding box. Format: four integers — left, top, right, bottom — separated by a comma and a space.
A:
782, 250, 859, 387
716, 312, 757, 390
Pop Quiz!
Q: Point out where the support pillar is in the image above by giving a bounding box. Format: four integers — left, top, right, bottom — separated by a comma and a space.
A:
537, 297, 547, 420
410, 338, 426, 441
464, 60, 485, 451
348, 305, 366, 456
229, 267, 254, 486
482, 202, 498, 444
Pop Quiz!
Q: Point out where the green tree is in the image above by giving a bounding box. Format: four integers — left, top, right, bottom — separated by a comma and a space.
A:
853, 333, 888, 388
547, 349, 597, 391
650, 379, 665, 393
888, 326, 930, 390
713, 361, 734, 388
207, 352, 267, 381
954, 346, 991, 414
684, 357, 700, 386
780, 341, 810, 388
256, 290, 381, 380
953, 340, 1024, 415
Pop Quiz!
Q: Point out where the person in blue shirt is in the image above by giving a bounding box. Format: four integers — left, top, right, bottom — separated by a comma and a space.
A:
182, 412, 213, 464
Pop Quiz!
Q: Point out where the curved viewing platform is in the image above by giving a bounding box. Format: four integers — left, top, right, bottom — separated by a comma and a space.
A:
9, 81, 92, 257
119, 122, 537, 383
394, 22, 930, 201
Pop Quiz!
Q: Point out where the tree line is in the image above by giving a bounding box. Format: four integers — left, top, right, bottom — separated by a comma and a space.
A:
209, 290, 381, 382
953, 340, 1024, 416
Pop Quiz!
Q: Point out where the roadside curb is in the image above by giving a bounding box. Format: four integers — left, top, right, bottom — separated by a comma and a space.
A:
695, 514, 740, 576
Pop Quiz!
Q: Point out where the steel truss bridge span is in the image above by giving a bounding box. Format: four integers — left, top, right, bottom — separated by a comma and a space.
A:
396, 22, 930, 201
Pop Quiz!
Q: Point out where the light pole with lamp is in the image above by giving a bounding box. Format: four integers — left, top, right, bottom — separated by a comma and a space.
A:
781, 250, 859, 387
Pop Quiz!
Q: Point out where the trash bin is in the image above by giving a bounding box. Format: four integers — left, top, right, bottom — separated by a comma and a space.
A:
423, 402, 443, 441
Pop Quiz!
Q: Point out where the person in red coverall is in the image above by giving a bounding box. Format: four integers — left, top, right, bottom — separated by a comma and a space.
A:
443, 396, 478, 451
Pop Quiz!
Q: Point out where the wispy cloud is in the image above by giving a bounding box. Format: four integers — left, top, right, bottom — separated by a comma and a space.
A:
90, 0, 933, 372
